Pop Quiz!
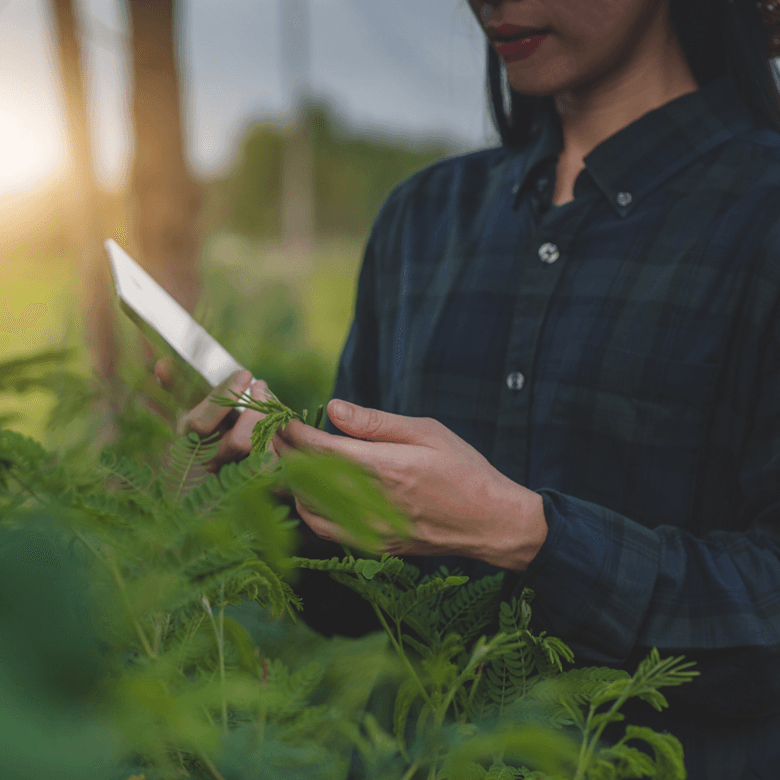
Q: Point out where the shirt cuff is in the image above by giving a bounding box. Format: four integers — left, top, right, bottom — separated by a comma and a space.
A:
500, 489, 661, 665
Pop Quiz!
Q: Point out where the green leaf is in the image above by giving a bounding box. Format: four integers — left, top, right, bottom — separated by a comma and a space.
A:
354, 558, 384, 579
274, 450, 412, 552
622, 725, 686, 780
447, 724, 579, 778
438, 757, 488, 780
485, 764, 523, 780
393, 678, 420, 760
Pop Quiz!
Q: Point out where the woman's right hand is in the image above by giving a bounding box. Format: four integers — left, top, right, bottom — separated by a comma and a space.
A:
154, 357, 280, 475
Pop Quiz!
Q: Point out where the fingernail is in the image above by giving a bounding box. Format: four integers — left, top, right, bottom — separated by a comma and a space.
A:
330, 400, 351, 421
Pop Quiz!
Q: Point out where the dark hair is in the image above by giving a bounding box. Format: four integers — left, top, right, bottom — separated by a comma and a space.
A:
488, 0, 780, 147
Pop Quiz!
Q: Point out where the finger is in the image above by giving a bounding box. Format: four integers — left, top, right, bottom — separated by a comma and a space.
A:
275, 417, 382, 467
272, 429, 295, 460
295, 500, 345, 544
154, 357, 175, 390
204, 380, 270, 472
182, 369, 253, 438
264, 438, 290, 498
231, 379, 271, 447
295, 500, 391, 554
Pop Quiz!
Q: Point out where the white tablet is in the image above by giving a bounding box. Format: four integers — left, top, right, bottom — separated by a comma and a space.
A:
105, 238, 256, 410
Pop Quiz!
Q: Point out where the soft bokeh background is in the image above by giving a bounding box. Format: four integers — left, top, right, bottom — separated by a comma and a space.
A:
0, 0, 496, 447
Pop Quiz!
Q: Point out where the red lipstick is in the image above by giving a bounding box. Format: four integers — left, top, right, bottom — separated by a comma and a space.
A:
488, 24, 550, 64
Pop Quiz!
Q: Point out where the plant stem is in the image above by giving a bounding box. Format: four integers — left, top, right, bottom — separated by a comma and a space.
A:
203, 586, 228, 737
196, 748, 228, 780
74, 530, 156, 659
176, 749, 190, 776
107, 552, 157, 660
435, 668, 474, 729
574, 689, 632, 780
370, 602, 433, 709
218, 596, 228, 734
258, 654, 268, 742
399, 759, 421, 780
153, 611, 171, 656
466, 667, 484, 722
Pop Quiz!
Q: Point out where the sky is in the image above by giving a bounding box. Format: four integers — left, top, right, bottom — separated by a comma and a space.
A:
0, 0, 493, 197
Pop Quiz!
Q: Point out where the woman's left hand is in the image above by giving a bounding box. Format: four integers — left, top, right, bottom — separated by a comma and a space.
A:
273, 399, 548, 572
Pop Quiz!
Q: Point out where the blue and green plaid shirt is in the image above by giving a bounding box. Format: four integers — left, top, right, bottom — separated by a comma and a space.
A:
307, 75, 780, 777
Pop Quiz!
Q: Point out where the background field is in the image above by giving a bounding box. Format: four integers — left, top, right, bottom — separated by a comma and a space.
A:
0, 1, 467, 452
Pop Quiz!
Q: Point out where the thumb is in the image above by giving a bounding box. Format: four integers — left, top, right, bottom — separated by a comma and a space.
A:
327, 399, 427, 444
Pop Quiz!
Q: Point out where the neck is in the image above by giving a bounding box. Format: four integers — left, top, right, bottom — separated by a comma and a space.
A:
554, 21, 699, 166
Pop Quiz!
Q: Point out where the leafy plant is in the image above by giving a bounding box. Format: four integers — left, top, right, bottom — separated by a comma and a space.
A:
288, 554, 696, 780
0, 349, 698, 780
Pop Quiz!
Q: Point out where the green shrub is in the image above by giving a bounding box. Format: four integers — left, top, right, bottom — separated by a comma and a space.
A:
0, 348, 697, 780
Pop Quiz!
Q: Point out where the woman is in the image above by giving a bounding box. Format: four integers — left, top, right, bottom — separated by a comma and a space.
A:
158, 0, 780, 776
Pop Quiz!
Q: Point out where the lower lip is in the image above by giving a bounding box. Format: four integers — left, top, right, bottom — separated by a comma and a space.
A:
493, 34, 549, 63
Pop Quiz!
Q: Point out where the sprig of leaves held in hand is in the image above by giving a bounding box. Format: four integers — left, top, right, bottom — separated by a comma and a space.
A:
211, 388, 325, 458
211, 388, 413, 553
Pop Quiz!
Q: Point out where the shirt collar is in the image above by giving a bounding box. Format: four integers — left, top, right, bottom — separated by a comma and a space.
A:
511, 77, 757, 217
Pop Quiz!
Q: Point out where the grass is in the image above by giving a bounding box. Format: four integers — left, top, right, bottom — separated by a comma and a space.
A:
0, 248, 83, 443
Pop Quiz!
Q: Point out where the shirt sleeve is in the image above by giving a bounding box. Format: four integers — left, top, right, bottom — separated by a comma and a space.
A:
499, 363, 780, 717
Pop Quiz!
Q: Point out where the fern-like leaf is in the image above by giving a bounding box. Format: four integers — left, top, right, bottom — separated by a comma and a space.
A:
180, 449, 271, 517
162, 430, 220, 503
284, 554, 405, 580
393, 677, 420, 760
210, 391, 300, 457
434, 572, 504, 646
393, 577, 469, 622
0, 428, 72, 508
484, 763, 524, 780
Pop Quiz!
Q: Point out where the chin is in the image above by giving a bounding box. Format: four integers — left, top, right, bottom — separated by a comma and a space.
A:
504, 59, 585, 100
505, 76, 564, 99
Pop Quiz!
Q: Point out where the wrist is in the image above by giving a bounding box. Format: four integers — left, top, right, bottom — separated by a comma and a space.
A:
481, 483, 548, 573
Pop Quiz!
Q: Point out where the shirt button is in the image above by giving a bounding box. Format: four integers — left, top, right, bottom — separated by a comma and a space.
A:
507, 372, 525, 391
512, 183, 520, 195
536, 177, 549, 193
616, 191, 633, 207
538, 242, 560, 264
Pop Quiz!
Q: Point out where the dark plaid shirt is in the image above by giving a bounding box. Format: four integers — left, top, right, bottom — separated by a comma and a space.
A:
315, 76, 780, 777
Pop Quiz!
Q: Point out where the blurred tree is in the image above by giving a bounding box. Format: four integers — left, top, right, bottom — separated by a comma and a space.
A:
127, 0, 203, 321
50, 0, 203, 436
210, 104, 451, 242
50, 0, 118, 383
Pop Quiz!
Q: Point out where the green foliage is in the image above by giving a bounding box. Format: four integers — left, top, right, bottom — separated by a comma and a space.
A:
0, 517, 120, 780
0, 348, 697, 780
287, 551, 697, 780
210, 388, 321, 457
568, 649, 697, 780
0, 345, 79, 395
468, 594, 575, 723
195, 266, 336, 418
210, 101, 452, 241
